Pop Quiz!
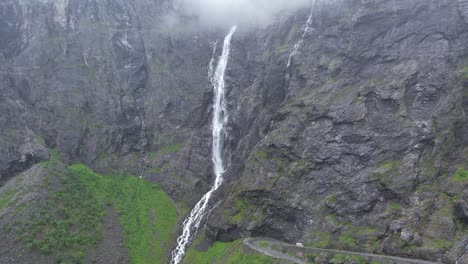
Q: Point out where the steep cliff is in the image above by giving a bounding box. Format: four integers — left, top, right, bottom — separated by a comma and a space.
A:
207, 1, 468, 262
0, 0, 467, 263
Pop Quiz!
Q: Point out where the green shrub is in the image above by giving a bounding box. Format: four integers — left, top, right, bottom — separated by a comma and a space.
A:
275, 45, 289, 54
330, 254, 347, 263
0, 186, 17, 211
426, 239, 453, 250
379, 160, 401, 170
256, 150, 268, 160
259, 241, 269, 247
452, 168, 468, 182
388, 202, 402, 210
462, 66, 468, 78
149, 144, 183, 159
158, 144, 183, 155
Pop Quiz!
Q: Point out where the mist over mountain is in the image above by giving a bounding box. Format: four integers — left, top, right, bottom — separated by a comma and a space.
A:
173, 0, 311, 27
0, 0, 467, 264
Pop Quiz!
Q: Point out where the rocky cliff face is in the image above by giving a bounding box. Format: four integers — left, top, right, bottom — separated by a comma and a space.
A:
0, 0, 467, 263
0, 0, 216, 197
206, 1, 468, 262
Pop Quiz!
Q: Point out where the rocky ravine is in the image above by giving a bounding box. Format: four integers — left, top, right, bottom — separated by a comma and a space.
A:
0, 0, 467, 263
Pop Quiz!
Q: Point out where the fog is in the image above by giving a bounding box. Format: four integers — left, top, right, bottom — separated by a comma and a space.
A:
174, 0, 312, 28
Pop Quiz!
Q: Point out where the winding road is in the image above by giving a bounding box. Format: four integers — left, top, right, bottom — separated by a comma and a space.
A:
244, 237, 441, 264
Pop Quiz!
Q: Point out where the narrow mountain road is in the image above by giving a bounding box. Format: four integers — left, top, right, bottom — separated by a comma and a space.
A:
244, 238, 308, 264
244, 237, 442, 264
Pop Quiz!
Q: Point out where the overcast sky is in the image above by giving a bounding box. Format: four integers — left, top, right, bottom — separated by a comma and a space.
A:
174, 0, 312, 28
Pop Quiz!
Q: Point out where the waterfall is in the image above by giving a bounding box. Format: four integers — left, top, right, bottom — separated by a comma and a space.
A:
455, 240, 468, 264
286, 0, 316, 69
170, 25, 237, 264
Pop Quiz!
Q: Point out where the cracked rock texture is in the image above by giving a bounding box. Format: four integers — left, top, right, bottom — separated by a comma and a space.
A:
0, 0, 467, 263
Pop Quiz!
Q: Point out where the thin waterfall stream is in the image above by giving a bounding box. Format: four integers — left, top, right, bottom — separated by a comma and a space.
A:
170, 25, 237, 264
286, 0, 316, 70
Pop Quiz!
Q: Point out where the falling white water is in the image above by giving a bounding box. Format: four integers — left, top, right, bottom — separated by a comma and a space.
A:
170, 25, 237, 264
286, 0, 316, 69
208, 40, 218, 80
456, 242, 468, 264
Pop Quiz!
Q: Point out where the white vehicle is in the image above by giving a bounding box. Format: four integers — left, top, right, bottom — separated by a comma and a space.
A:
296, 243, 304, 247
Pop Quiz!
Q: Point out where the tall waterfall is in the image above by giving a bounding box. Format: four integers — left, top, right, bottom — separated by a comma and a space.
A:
170, 25, 237, 264
286, 0, 316, 69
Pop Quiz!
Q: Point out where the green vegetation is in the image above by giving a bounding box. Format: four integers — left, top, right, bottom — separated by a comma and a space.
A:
335, 226, 379, 251
379, 160, 401, 170
348, 255, 367, 264
255, 149, 268, 161
325, 194, 338, 205
79, 64, 91, 70
330, 254, 347, 263
372, 160, 402, 184
275, 44, 289, 54
354, 226, 378, 236
18, 161, 105, 263
307, 253, 319, 262
232, 197, 259, 222
327, 253, 369, 264
0, 188, 16, 211
422, 194, 454, 251
259, 241, 269, 247
436, 194, 453, 215
18, 157, 177, 264
310, 231, 331, 248
0, 179, 21, 211
152, 58, 168, 73
451, 168, 468, 182
158, 144, 183, 154
388, 202, 402, 211
232, 213, 243, 222
148, 166, 163, 174
33, 133, 46, 145
148, 162, 169, 174
253, 240, 382, 264
312, 240, 329, 248
425, 239, 453, 251
184, 239, 278, 264
70, 165, 178, 264
149, 143, 183, 159
326, 214, 339, 225
338, 234, 356, 248
273, 156, 288, 172
14, 202, 27, 213
461, 66, 468, 79
352, 95, 363, 104
421, 160, 437, 176
402, 243, 417, 254
231, 202, 244, 222
287, 159, 314, 177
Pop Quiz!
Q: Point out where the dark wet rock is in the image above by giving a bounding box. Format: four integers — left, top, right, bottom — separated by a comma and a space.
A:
0, 0, 467, 263
455, 201, 468, 224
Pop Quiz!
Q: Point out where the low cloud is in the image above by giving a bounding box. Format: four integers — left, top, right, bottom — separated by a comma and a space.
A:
174, 0, 311, 28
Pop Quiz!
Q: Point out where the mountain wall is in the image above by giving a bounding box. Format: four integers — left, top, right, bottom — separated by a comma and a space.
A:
0, 0, 467, 263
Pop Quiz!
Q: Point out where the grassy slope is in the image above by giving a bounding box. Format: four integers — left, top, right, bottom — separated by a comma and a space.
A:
0, 178, 22, 211
184, 236, 279, 264
16, 157, 177, 264
69, 164, 178, 264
